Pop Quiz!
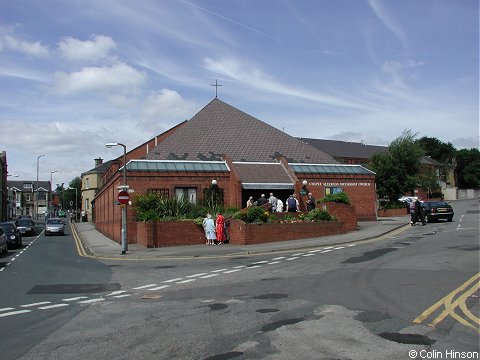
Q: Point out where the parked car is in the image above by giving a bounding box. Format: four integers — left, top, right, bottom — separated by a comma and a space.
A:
58, 210, 67, 218
45, 218, 65, 236
0, 222, 22, 249
422, 201, 454, 222
15, 219, 36, 236
398, 196, 418, 204
0, 227, 8, 255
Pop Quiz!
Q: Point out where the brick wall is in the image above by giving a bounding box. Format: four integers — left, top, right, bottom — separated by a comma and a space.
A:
136, 220, 205, 247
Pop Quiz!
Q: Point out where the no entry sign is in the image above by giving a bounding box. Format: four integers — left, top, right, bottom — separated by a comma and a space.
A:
118, 190, 130, 204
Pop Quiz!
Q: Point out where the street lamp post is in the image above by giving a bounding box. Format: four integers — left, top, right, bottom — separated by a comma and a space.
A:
50, 171, 58, 217
106, 142, 128, 255
36, 154, 44, 219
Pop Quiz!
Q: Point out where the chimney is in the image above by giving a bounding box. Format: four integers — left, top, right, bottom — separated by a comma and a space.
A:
94, 158, 103, 167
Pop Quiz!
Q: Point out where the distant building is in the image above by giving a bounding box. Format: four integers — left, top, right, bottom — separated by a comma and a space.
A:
7, 180, 51, 219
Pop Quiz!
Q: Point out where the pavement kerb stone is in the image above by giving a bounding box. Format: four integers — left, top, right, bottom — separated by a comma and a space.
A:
70, 218, 411, 261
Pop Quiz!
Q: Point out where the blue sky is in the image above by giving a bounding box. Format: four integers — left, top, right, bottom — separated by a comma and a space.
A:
1, 0, 478, 186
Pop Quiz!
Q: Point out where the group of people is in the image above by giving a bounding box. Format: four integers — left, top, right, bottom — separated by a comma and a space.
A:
246, 192, 316, 213
202, 212, 227, 245
409, 198, 426, 226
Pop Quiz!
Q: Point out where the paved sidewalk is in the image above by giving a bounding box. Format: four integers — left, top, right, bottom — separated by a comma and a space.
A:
72, 216, 410, 260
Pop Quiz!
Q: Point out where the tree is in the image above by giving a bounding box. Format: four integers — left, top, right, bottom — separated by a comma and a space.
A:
416, 137, 456, 165
370, 130, 424, 202
455, 149, 480, 189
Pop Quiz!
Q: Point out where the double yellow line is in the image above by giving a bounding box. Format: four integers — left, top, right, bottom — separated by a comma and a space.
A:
414, 272, 480, 333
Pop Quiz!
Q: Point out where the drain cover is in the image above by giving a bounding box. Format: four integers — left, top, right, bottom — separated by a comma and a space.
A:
27, 283, 121, 294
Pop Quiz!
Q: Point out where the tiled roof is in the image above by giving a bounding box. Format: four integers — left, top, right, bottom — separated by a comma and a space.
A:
7, 180, 51, 191
233, 162, 295, 189
146, 98, 337, 164
82, 160, 114, 176
299, 138, 388, 159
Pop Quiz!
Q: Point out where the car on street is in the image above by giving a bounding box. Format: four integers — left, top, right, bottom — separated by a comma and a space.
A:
15, 219, 36, 236
398, 196, 418, 204
45, 218, 65, 236
0, 222, 22, 249
422, 201, 454, 222
58, 210, 67, 218
0, 227, 8, 255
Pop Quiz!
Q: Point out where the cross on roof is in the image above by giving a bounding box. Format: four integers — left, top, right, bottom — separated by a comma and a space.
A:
210, 79, 222, 98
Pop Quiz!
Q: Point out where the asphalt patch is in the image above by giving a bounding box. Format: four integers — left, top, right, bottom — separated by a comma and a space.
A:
256, 308, 280, 313
378, 332, 435, 345
343, 248, 398, 264
355, 310, 391, 323
209, 303, 228, 311
202, 351, 244, 360
261, 317, 304, 332
154, 265, 177, 269
254, 293, 288, 300
449, 245, 480, 252
27, 283, 121, 294
466, 210, 480, 214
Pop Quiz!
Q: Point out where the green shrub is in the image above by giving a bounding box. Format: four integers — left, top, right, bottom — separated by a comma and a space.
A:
320, 192, 351, 205
304, 208, 333, 221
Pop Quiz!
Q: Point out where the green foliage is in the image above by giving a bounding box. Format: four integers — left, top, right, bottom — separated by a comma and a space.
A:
370, 130, 424, 202
134, 192, 194, 221
233, 206, 270, 223
320, 192, 351, 205
303, 209, 333, 221
416, 137, 456, 165
455, 148, 480, 189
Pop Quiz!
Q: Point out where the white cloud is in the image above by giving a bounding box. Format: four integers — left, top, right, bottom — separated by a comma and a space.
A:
0, 35, 49, 57
58, 35, 117, 63
368, 0, 407, 48
139, 89, 198, 131
52, 63, 146, 95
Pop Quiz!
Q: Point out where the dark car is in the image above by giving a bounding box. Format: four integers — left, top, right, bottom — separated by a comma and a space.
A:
0, 228, 7, 255
422, 201, 454, 222
0, 222, 22, 249
15, 219, 36, 236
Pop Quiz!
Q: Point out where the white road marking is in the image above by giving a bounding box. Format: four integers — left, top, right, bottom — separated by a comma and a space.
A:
133, 284, 158, 289
186, 273, 208, 278
271, 256, 286, 260
176, 279, 196, 284
78, 298, 105, 304
149, 285, 171, 291
106, 290, 127, 296
267, 261, 281, 265
333, 247, 345, 250
320, 249, 333, 253
252, 261, 269, 265
200, 274, 219, 279
113, 294, 132, 298
211, 269, 228, 273
0, 307, 15, 312
347, 244, 356, 247
38, 303, 70, 310
246, 265, 262, 269
302, 254, 315, 257
0, 310, 31, 317
292, 253, 305, 256
286, 257, 299, 261
62, 296, 89, 301
21, 301, 52, 308
223, 269, 243, 273
163, 278, 183, 283
233, 265, 246, 269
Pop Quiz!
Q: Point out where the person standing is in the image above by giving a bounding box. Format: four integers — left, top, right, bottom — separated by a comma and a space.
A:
413, 198, 426, 225
202, 213, 216, 245
257, 194, 268, 206
276, 198, 284, 212
216, 212, 226, 245
246, 196, 254, 208
268, 193, 277, 212
286, 194, 297, 212
306, 193, 316, 211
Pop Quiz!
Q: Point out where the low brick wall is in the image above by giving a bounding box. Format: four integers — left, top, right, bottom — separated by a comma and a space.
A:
229, 219, 346, 245
136, 220, 205, 247
135, 202, 358, 247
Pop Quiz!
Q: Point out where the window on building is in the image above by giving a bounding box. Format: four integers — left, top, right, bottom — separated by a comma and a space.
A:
148, 188, 170, 197
24, 183, 32, 189
38, 193, 47, 201
25, 194, 31, 201
85, 198, 90, 211
85, 178, 90, 189
325, 187, 343, 195
175, 188, 197, 204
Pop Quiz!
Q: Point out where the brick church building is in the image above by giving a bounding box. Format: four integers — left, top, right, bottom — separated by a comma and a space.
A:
93, 98, 377, 243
